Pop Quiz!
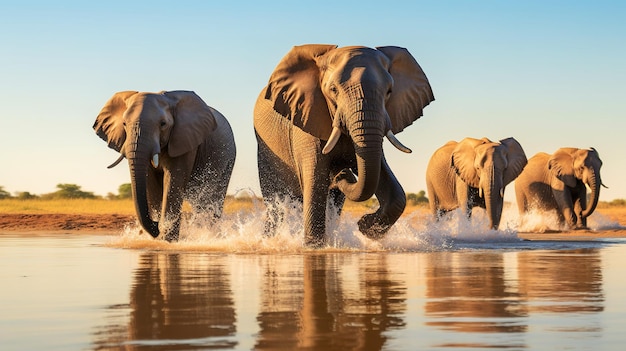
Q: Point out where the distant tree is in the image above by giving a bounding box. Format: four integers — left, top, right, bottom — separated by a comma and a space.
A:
42, 183, 97, 199
117, 183, 132, 199
15, 191, 38, 200
407, 190, 429, 206
0, 186, 11, 199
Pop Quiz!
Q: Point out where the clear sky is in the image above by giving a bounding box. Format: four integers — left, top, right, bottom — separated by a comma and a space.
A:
1, 1, 625, 202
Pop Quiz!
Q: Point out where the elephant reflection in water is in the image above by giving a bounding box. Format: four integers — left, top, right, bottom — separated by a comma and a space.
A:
129, 253, 237, 345
424, 249, 604, 336
424, 252, 527, 335
516, 248, 604, 314
254, 254, 406, 350
93, 253, 237, 349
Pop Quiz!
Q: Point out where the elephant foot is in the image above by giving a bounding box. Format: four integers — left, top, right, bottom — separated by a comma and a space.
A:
164, 232, 179, 242
161, 220, 181, 242
305, 235, 326, 249
358, 213, 391, 240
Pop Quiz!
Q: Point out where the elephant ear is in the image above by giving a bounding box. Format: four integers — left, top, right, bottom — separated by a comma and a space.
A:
93, 91, 138, 152
548, 148, 578, 188
264, 44, 338, 140
376, 46, 435, 134
451, 137, 488, 188
500, 137, 528, 185
164, 90, 217, 158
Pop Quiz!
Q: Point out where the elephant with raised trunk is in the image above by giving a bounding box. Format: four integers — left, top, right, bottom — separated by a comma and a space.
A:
515, 147, 605, 230
254, 44, 434, 246
93, 90, 236, 241
426, 137, 527, 230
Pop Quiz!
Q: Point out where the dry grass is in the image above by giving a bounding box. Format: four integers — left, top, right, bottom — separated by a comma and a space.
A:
0, 197, 620, 219
0, 198, 136, 215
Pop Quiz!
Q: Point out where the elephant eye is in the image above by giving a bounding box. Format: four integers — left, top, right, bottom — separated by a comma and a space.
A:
329, 85, 338, 95
160, 121, 166, 127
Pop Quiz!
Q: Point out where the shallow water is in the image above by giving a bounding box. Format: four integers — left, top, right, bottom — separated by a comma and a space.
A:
2, 209, 626, 350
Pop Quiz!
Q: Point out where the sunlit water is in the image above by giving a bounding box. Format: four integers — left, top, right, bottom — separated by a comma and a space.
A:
2, 204, 626, 350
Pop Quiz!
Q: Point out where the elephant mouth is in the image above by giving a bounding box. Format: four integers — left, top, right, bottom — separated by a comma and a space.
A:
323, 126, 412, 154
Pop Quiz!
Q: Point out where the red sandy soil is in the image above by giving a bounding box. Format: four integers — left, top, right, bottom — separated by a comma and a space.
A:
1, 208, 625, 240
0, 213, 134, 233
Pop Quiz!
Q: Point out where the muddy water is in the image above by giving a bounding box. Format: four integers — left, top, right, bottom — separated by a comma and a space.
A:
2, 210, 626, 350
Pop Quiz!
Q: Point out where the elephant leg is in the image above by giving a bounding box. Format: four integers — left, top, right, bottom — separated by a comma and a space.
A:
357, 156, 405, 239
188, 138, 237, 221
573, 193, 588, 229
187, 161, 235, 224
297, 140, 332, 247
328, 187, 345, 216
455, 180, 472, 219
160, 155, 194, 242
553, 189, 577, 228
302, 180, 330, 247
256, 132, 301, 236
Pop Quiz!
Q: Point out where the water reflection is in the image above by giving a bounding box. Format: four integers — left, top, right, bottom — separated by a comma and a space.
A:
422, 248, 604, 349
255, 254, 406, 350
94, 253, 237, 350
424, 252, 527, 333
87, 246, 609, 350
516, 249, 604, 314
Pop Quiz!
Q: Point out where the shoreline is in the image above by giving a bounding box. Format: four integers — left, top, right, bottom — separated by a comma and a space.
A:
2, 211, 626, 241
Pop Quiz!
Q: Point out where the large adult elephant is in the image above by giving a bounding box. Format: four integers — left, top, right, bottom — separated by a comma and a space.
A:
515, 147, 605, 229
254, 44, 434, 246
93, 90, 236, 241
425, 137, 527, 230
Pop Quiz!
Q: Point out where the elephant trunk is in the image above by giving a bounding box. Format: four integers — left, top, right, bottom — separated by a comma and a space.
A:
483, 170, 504, 230
127, 123, 160, 238
342, 145, 382, 202
581, 168, 600, 218
336, 111, 383, 202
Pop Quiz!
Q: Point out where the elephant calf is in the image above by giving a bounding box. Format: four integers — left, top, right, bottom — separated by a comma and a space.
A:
515, 147, 604, 230
93, 90, 236, 241
425, 137, 527, 229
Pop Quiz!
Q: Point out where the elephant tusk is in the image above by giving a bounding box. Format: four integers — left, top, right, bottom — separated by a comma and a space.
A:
151, 154, 159, 168
386, 131, 412, 153
500, 188, 504, 198
322, 127, 342, 155
107, 154, 125, 169
601, 182, 609, 189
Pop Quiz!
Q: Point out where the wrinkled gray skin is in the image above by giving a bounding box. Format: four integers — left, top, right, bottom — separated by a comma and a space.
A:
254, 44, 434, 247
426, 137, 528, 230
94, 91, 236, 241
515, 147, 604, 229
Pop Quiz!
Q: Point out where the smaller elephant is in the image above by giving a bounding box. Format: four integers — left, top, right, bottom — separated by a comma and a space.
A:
515, 147, 605, 230
93, 90, 236, 241
426, 137, 527, 229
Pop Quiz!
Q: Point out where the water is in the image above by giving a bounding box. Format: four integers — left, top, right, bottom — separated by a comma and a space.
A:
2, 207, 626, 350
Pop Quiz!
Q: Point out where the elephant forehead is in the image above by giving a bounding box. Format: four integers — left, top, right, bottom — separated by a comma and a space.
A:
126, 94, 169, 117
324, 47, 389, 70
577, 150, 602, 168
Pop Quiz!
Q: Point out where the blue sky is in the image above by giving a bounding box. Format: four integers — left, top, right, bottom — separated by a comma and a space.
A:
1, 1, 625, 202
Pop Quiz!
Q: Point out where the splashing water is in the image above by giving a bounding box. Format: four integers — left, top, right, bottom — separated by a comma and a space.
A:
106, 198, 561, 253
516, 206, 625, 233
